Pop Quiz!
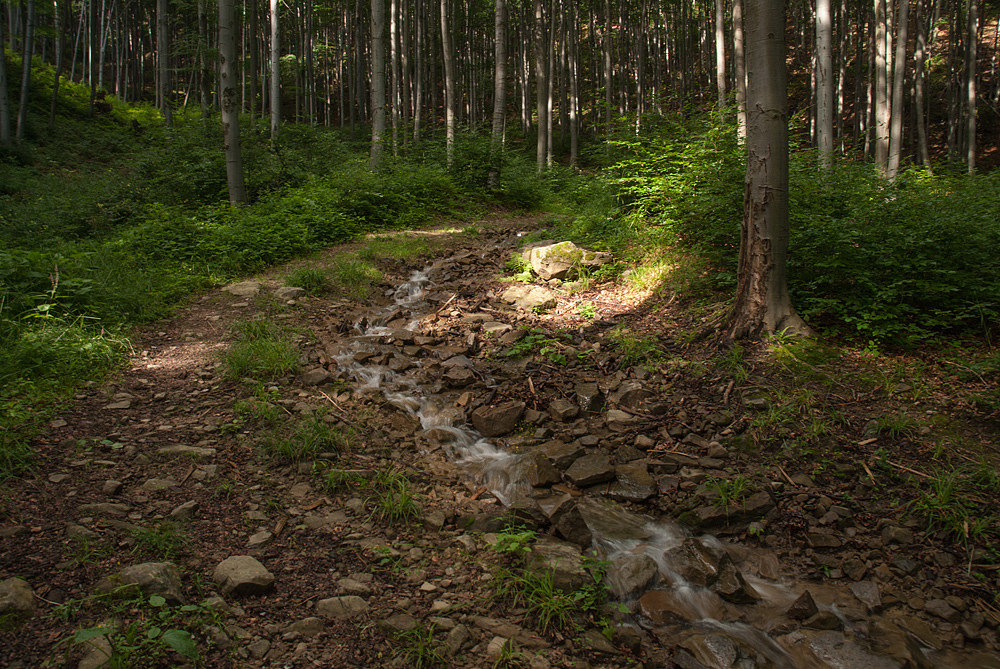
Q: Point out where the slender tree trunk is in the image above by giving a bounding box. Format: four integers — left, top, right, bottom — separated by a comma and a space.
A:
249, 0, 257, 124
534, 0, 547, 171
198, 0, 210, 119
16, 0, 35, 140
733, 0, 747, 139
965, 0, 976, 172
0, 6, 10, 144
370, 0, 386, 170
715, 0, 725, 107
887, 0, 908, 179
413, 0, 422, 142
603, 0, 611, 132
440, 0, 454, 165
874, 0, 889, 172
914, 0, 931, 167
220, 0, 247, 204
389, 0, 399, 155
568, 0, 579, 165
157, 0, 171, 126
48, 0, 64, 130
727, 0, 810, 341
488, 0, 506, 188
816, 0, 833, 168
270, 0, 280, 145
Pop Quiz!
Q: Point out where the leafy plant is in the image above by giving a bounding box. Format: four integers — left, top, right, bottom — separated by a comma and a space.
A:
131, 523, 189, 561
394, 623, 448, 668
706, 474, 753, 508
717, 342, 750, 382
576, 302, 598, 320
285, 266, 332, 294
265, 413, 353, 463
221, 318, 299, 381
366, 465, 420, 524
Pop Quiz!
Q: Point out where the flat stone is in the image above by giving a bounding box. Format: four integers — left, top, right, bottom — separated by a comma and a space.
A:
526, 537, 587, 592
574, 383, 605, 412
213, 556, 275, 597
470, 402, 526, 437
285, 616, 324, 637
383, 613, 418, 633
501, 285, 558, 311
881, 525, 915, 545
443, 367, 476, 387
582, 628, 621, 655
142, 478, 177, 492
301, 368, 331, 386
170, 500, 200, 520
0, 577, 37, 619
535, 440, 585, 470
337, 578, 372, 596
606, 552, 660, 599
248, 531, 274, 547
523, 452, 562, 487
607, 462, 657, 502
548, 399, 579, 422
95, 562, 185, 604
565, 452, 615, 487
682, 634, 739, 669
104, 401, 131, 410
849, 580, 881, 613
157, 445, 216, 458
316, 595, 368, 620
48, 473, 72, 483
275, 286, 307, 300
924, 598, 960, 623
638, 588, 725, 625
575, 496, 653, 541
225, 281, 261, 297
77, 634, 113, 669
78, 503, 130, 516
664, 538, 728, 587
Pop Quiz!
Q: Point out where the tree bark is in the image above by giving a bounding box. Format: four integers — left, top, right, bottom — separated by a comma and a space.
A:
534, 0, 547, 171
440, 0, 454, 165
220, 0, 247, 204
49, 0, 65, 130
270, 0, 280, 145
816, 0, 833, 168
198, 0, 211, 119
726, 0, 811, 341
156, 0, 171, 127
0, 5, 10, 144
389, 0, 400, 155
874, 0, 889, 172
715, 0, 726, 107
370, 0, 386, 170
965, 0, 976, 173
733, 0, 747, 139
488, 0, 506, 188
16, 0, 35, 140
886, 0, 908, 179
913, 0, 931, 168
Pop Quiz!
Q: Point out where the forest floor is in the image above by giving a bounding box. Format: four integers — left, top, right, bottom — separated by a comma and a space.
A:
1, 214, 999, 669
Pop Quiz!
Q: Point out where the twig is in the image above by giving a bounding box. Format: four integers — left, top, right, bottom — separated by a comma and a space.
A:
940, 359, 987, 384
180, 464, 196, 485
722, 380, 735, 405
435, 294, 458, 315
885, 460, 930, 479
318, 390, 354, 425
861, 461, 877, 485
776, 466, 797, 487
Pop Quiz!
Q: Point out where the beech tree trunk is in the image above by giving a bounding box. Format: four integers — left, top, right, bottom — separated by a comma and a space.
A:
733, 0, 747, 139
220, 0, 247, 204
157, 0, 171, 127
714, 0, 725, 107
440, 0, 455, 165
487, 0, 506, 188
16, 0, 35, 140
270, 0, 280, 145
0, 6, 10, 144
534, 0, 546, 171
815, 0, 833, 167
370, 0, 386, 170
887, 0, 908, 179
874, 0, 889, 172
726, 0, 811, 341
965, 0, 976, 173
49, 0, 64, 130
914, 0, 931, 168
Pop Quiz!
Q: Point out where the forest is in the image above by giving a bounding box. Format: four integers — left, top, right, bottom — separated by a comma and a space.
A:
1, 0, 1000, 666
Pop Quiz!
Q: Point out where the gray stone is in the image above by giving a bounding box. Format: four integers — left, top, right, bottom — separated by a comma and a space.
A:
607, 462, 657, 502
225, 281, 261, 297
575, 496, 653, 541
606, 553, 660, 599
682, 634, 738, 669
547, 399, 579, 422
170, 500, 199, 520
102, 480, 123, 496
924, 598, 960, 623
611, 382, 655, 411
213, 556, 275, 597
0, 577, 37, 619
337, 578, 372, 596
158, 445, 216, 458
316, 595, 368, 620
690, 492, 775, 531
552, 503, 593, 548
523, 241, 612, 281
881, 525, 915, 545
246, 638, 271, 659
523, 452, 562, 487
301, 368, 331, 386
275, 286, 307, 301
849, 580, 881, 613
565, 452, 615, 487
535, 440, 585, 470
443, 367, 476, 387
383, 613, 417, 633
485, 636, 513, 661
526, 537, 587, 591
574, 383, 605, 412
95, 562, 185, 604
104, 401, 131, 410
141, 478, 177, 492
639, 588, 725, 625
582, 628, 620, 655
285, 617, 324, 637
712, 558, 760, 604
77, 634, 113, 669
248, 531, 274, 547
470, 402, 525, 437
66, 524, 99, 541
500, 285, 558, 311
664, 538, 728, 587
786, 590, 819, 620
446, 624, 471, 655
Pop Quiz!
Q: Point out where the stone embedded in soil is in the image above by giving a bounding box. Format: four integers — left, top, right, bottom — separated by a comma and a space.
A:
574, 382, 605, 412
66, 524, 99, 541
142, 477, 177, 492
470, 401, 525, 437
881, 524, 915, 545
446, 624, 471, 655
248, 531, 274, 547
611, 382, 655, 411
337, 578, 372, 596
102, 480, 123, 496
535, 440, 585, 470
547, 399, 579, 422
582, 628, 621, 655
213, 556, 276, 597
316, 596, 369, 620
104, 400, 132, 410
924, 598, 961, 623
500, 284, 558, 311
606, 552, 660, 599
690, 491, 774, 531
78, 502, 130, 516
170, 500, 199, 520
523, 452, 562, 487
565, 452, 616, 487
786, 590, 819, 620
607, 462, 657, 502
96, 562, 185, 604
526, 537, 587, 592
486, 636, 513, 661
0, 577, 37, 619
383, 613, 418, 633
605, 409, 637, 429
849, 580, 882, 613
301, 367, 331, 386
443, 366, 476, 387
285, 616, 324, 638
275, 286, 306, 301
78, 634, 114, 669
225, 281, 261, 297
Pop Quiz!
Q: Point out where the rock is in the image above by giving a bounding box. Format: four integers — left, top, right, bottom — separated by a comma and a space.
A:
575, 497, 653, 541
141, 478, 177, 492
383, 613, 418, 633
104, 401, 131, 410
213, 556, 275, 597
803, 610, 842, 630
248, 531, 274, 547
337, 577, 372, 596
95, 562, 185, 604
470, 402, 525, 437
102, 480, 123, 496
77, 633, 113, 669
0, 577, 37, 620
526, 537, 587, 591
225, 281, 260, 297
66, 524, 99, 541
170, 500, 199, 520
924, 598, 961, 623
565, 452, 616, 487
681, 634, 738, 669
523, 452, 562, 487
553, 504, 593, 548
246, 638, 271, 659
535, 441, 585, 470
301, 368, 331, 386
611, 382, 655, 411
500, 285, 558, 311
689, 492, 774, 531
607, 463, 657, 502
443, 367, 476, 388
870, 619, 936, 668
786, 590, 819, 620
547, 399, 579, 422
522, 241, 612, 281
712, 558, 761, 604
316, 596, 369, 620
158, 445, 216, 458
664, 538, 727, 587
485, 636, 513, 661
582, 628, 620, 655
285, 617, 324, 637
275, 286, 307, 301
446, 624, 471, 654
881, 525, 915, 545
606, 553, 660, 599
49, 473, 72, 483
605, 409, 637, 428
849, 580, 881, 613
575, 383, 605, 412
638, 588, 726, 625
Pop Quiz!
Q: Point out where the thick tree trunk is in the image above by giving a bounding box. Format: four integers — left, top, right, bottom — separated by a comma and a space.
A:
816, 0, 833, 167
0, 6, 10, 144
488, 0, 507, 188
16, 0, 35, 140
440, 0, 454, 165
715, 0, 725, 107
534, 0, 547, 171
270, 0, 280, 145
726, 0, 811, 341
370, 0, 386, 170
156, 0, 171, 127
874, 0, 889, 172
733, 0, 747, 139
887, 0, 908, 179
220, 0, 248, 204
389, 0, 399, 155
914, 0, 931, 168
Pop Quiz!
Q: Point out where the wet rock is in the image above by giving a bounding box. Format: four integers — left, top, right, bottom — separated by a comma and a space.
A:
787, 590, 819, 620
526, 537, 587, 591
664, 538, 728, 587
575, 383, 605, 412
316, 596, 369, 620
712, 559, 761, 604
535, 440, 585, 470
607, 463, 657, 502
523, 241, 612, 281
924, 598, 961, 623
778, 630, 899, 669
301, 367, 331, 386
575, 496, 653, 541
213, 556, 275, 597
0, 577, 37, 620
443, 367, 476, 387
804, 610, 842, 630
553, 504, 593, 548
470, 401, 525, 437
849, 580, 881, 613
681, 634, 738, 669
225, 281, 260, 297
95, 562, 185, 604
501, 285, 558, 311
523, 452, 562, 487
606, 553, 660, 599
870, 619, 936, 668
565, 452, 616, 487
842, 558, 867, 581
548, 399, 579, 422
638, 589, 724, 625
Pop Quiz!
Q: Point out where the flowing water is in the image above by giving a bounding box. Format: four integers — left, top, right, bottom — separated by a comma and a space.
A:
326, 253, 1000, 669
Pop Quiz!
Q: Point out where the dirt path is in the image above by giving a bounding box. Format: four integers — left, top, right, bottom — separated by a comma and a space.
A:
2, 215, 999, 668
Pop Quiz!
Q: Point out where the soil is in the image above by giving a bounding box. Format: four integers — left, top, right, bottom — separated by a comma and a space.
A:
1, 214, 999, 669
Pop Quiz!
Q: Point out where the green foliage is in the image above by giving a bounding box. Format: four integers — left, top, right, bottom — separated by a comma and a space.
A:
609, 325, 663, 367
265, 413, 353, 463
706, 474, 753, 508
329, 255, 382, 299
912, 466, 997, 553
366, 464, 421, 524
394, 623, 449, 668
131, 523, 189, 561
717, 342, 749, 382
501, 252, 534, 283
503, 328, 570, 365
221, 318, 299, 381
285, 266, 332, 294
